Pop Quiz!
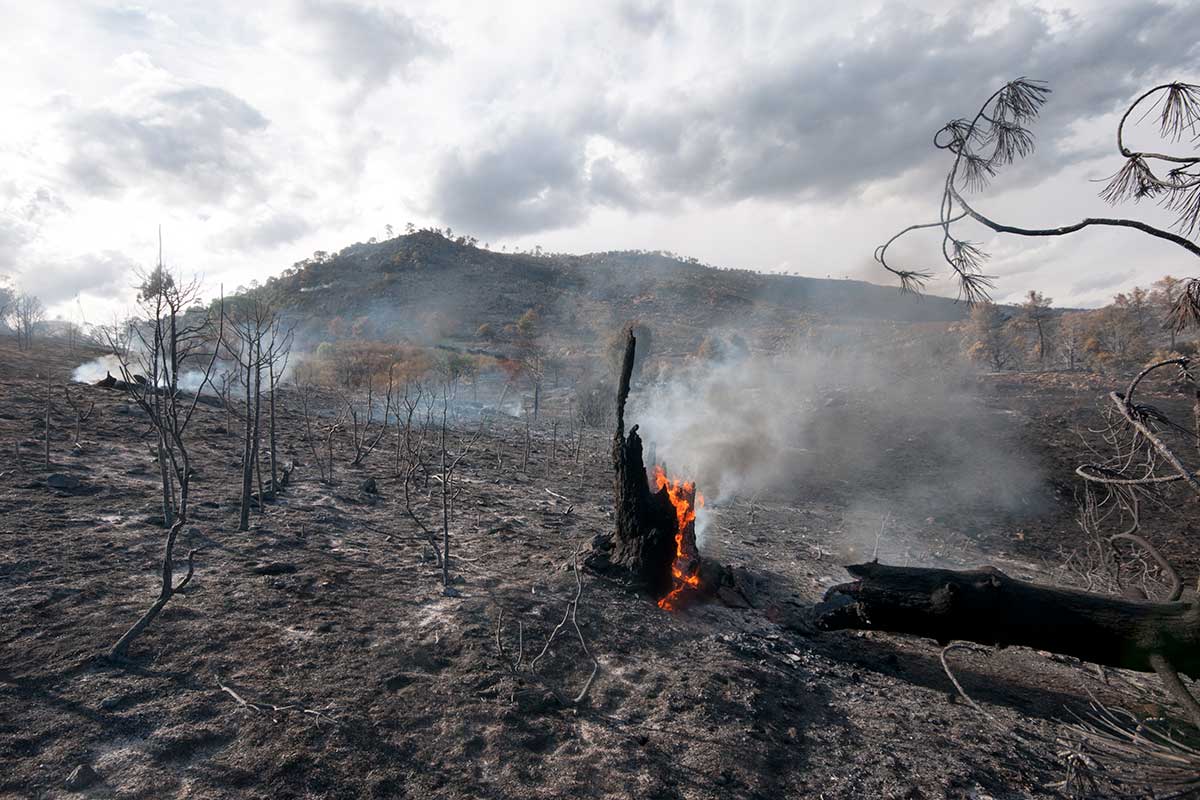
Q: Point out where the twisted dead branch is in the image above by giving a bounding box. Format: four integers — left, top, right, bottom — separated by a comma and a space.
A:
216, 675, 339, 727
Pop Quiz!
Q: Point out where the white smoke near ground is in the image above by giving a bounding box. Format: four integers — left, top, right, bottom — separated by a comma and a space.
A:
71, 355, 221, 395
629, 332, 1046, 551
71, 354, 123, 383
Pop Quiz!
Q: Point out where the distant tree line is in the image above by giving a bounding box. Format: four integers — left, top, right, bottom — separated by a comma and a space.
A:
964, 276, 1192, 374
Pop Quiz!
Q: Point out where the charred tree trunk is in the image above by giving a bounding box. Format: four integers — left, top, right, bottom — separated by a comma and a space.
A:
602, 329, 691, 597
815, 562, 1200, 678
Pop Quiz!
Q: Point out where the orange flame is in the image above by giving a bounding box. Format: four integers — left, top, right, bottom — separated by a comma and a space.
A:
653, 465, 704, 610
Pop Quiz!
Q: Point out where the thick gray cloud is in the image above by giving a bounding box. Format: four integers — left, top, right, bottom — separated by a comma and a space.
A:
431, 126, 592, 237
427, 2, 1200, 238
299, 0, 445, 88
588, 157, 645, 210
617, 0, 675, 35
0, 186, 68, 275
219, 210, 311, 251
612, 2, 1200, 203
63, 85, 269, 205
6, 0, 1199, 316
0, 216, 34, 274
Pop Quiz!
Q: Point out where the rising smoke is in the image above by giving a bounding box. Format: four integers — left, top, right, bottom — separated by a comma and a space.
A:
629, 328, 1047, 549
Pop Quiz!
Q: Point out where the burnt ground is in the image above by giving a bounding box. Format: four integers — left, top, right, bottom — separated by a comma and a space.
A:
1, 341, 1196, 799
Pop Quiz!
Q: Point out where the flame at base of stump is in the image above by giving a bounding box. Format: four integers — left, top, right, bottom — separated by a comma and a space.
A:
652, 465, 703, 610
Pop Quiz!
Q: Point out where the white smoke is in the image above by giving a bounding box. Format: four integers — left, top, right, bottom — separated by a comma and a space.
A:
629, 334, 1046, 550
72, 355, 123, 384
71, 356, 217, 395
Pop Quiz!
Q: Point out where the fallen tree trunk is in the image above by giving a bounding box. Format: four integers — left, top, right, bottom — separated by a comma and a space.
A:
815, 562, 1200, 679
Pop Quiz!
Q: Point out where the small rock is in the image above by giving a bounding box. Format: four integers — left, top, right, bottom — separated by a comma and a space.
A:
65, 764, 99, 791
47, 473, 81, 491
98, 695, 122, 710
252, 562, 297, 576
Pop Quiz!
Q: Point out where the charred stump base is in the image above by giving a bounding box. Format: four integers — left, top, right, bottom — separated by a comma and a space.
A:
584, 327, 748, 609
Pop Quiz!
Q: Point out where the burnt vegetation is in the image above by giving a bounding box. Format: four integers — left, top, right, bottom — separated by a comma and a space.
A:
7, 77, 1200, 800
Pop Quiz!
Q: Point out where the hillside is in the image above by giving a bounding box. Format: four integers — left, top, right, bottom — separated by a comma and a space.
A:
258, 231, 969, 352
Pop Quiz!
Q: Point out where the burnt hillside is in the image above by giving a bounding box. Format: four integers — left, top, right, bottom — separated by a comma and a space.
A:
256, 231, 968, 351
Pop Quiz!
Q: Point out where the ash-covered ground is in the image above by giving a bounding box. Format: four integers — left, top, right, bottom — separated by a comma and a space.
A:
0, 340, 1192, 799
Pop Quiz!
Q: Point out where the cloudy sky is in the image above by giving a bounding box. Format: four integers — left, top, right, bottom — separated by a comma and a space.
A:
2, 0, 1198, 322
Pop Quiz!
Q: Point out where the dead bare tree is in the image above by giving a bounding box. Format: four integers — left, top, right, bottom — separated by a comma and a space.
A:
106, 250, 223, 528
876, 79, 1200, 317
43, 375, 51, 468
401, 382, 485, 588
389, 374, 421, 477
105, 239, 222, 659
10, 293, 45, 351
263, 317, 294, 499
300, 383, 344, 484
223, 292, 287, 529
342, 370, 391, 468
109, 519, 199, 661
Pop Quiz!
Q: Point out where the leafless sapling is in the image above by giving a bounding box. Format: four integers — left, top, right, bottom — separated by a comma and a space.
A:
63, 384, 94, 448
105, 241, 222, 659
402, 382, 485, 587
223, 291, 287, 528
263, 316, 294, 499
107, 253, 223, 527
43, 375, 52, 468
342, 368, 392, 468
298, 379, 345, 485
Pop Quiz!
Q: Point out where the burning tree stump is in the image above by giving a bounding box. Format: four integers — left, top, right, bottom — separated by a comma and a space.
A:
608, 329, 679, 595
592, 327, 737, 608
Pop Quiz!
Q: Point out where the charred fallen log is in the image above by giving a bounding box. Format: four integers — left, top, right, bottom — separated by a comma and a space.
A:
815, 561, 1200, 725
815, 562, 1200, 676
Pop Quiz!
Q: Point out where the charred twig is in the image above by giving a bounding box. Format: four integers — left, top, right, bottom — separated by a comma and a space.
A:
940, 643, 1002, 728
216, 676, 339, 727
494, 549, 600, 707
1062, 700, 1200, 797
